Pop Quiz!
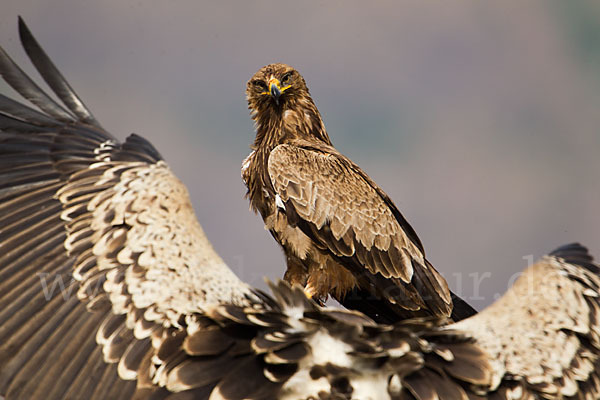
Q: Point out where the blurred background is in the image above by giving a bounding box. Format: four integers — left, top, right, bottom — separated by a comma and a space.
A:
1, 0, 599, 310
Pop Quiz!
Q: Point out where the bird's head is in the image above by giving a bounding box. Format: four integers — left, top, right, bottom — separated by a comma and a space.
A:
246, 63, 330, 147
246, 63, 309, 113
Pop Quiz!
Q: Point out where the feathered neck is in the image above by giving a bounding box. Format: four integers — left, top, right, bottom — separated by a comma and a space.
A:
250, 94, 332, 150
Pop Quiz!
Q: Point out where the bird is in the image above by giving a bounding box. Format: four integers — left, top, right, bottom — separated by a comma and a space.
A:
2, 18, 600, 400
242, 63, 476, 323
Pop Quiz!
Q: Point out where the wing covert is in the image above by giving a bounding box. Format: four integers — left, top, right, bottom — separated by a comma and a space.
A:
452, 243, 600, 398
268, 144, 423, 282
60, 156, 252, 325
267, 144, 452, 314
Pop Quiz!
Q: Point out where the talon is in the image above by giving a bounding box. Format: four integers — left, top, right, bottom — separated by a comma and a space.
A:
304, 284, 318, 299
304, 285, 327, 306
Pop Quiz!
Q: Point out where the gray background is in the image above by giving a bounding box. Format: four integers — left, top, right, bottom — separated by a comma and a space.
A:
2, 0, 599, 310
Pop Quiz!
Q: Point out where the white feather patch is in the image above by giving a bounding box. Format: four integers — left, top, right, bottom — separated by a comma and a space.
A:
241, 150, 255, 178
276, 194, 286, 211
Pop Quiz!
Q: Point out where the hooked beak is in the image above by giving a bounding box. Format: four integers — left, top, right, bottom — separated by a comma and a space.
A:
269, 79, 282, 105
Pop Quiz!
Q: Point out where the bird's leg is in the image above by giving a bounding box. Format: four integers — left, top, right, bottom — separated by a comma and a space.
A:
284, 255, 326, 305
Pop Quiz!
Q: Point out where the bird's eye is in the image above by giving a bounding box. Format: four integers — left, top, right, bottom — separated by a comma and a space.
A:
281, 72, 292, 86
253, 80, 267, 92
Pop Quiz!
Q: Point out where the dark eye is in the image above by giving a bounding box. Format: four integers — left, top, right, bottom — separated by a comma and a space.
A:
281, 72, 292, 85
253, 80, 267, 92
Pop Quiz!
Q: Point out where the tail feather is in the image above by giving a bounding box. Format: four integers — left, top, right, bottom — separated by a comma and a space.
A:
339, 286, 476, 324
449, 290, 477, 322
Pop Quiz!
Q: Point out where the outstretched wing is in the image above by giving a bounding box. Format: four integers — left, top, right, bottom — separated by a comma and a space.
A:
133, 244, 600, 399
453, 243, 600, 398
0, 17, 251, 399
267, 143, 453, 317
4, 18, 600, 400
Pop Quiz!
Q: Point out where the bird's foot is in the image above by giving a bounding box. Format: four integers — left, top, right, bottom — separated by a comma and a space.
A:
304, 284, 326, 306
304, 284, 317, 299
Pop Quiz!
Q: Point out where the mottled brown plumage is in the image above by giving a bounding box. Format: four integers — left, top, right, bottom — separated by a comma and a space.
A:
454, 243, 600, 399
243, 63, 474, 323
2, 21, 600, 399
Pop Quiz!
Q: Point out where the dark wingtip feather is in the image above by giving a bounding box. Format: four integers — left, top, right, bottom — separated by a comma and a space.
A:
0, 37, 73, 121
549, 242, 590, 258
17, 17, 101, 128
549, 242, 598, 273
0, 93, 60, 126
115, 134, 163, 163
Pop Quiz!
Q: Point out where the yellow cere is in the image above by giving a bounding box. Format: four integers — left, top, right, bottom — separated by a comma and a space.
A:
261, 77, 291, 95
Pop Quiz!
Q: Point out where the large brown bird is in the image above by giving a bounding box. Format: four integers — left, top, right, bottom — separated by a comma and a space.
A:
2, 19, 600, 400
243, 63, 475, 323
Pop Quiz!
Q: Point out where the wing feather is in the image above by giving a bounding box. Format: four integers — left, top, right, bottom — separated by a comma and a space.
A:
268, 143, 452, 313
17, 17, 101, 127
452, 243, 600, 398
3, 18, 600, 400
0, 93, 60, 126
0, 44, 76, 122
0, 18, 253, 399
